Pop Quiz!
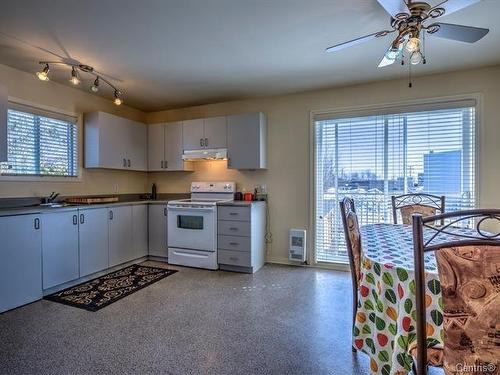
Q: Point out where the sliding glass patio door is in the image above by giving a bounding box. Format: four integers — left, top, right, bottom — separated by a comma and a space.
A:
314, 104, 476, 264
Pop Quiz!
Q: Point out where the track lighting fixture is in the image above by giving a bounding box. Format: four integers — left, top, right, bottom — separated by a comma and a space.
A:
36, 64, 50, 81
35, 61, 123, 105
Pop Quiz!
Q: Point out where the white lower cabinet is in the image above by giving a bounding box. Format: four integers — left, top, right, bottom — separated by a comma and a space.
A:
108, 205, 133, 267
132, 204, 148, 259
79, 208, 109, 277
42, 211, 80, 289
0, 214, 42, 313
148, 204, 168, 257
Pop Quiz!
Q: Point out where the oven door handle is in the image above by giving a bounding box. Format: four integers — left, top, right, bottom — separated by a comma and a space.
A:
167, 206, 215, 212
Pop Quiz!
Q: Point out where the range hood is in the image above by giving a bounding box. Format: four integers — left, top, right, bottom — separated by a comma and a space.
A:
182, 148, 228, 161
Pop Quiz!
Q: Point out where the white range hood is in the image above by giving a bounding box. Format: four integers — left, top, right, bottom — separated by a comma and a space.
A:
182, 148, 228, 161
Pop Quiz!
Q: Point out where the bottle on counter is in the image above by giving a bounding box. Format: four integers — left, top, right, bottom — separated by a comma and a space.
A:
151, 183, 157, 200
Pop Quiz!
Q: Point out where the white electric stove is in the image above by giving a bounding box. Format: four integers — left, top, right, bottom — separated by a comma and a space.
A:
167, 182, 235, 270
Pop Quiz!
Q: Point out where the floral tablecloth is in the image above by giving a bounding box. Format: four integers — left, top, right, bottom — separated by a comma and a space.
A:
354, 224, 456, 375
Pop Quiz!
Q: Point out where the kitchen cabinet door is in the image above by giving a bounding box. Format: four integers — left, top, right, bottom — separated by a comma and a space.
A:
132, 204, 148, 259
87, 111, 127, 169
227, 112, 267, 170
79, 208, 109, 277
182, 118, 204, 151
203, 116, 227, 149
108, 205, 133, 267
165, 121, 193, 171
148, 204, 168, 258
148, 123, 165, 171
127, 120, 147, 171
0, 84, 7, 162
0, 214, 42, 313
42, 211, 80, 289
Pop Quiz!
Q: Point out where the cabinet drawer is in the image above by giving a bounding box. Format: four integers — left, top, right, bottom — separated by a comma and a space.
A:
218, 206, 250, 221
218, 220, 250, 237
218, 235, 250, 252
218, 249, 251, 267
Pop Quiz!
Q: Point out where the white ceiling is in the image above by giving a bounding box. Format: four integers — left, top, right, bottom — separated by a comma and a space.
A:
0, 0, 498, 111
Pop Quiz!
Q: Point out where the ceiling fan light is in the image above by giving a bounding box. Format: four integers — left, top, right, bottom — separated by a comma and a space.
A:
36, 64, 50, 81
410, 51, 423, 65
69, 67, 81, 85
405, 37, 421, 53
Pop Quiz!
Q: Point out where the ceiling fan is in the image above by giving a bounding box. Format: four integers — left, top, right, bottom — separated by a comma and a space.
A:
326, 0, 489, 68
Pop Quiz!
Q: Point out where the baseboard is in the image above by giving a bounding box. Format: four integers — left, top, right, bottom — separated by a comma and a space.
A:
266, 256, 350, 272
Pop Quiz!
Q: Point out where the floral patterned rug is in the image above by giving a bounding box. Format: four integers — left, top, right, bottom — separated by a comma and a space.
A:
44, 264, 178, 312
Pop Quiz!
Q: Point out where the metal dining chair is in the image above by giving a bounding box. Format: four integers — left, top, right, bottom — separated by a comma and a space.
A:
339, 197, 362, 352
412, 210, 500, 375
392, 193, 445, 225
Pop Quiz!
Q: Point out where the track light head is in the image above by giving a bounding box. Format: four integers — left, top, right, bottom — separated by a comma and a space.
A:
113, 90, 122, 106
36, 64, 50, 81
69, 67, 81, 85
91, 77, 100, 92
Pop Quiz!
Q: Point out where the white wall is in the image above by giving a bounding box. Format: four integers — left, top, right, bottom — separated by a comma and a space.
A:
147, 65, 500, 264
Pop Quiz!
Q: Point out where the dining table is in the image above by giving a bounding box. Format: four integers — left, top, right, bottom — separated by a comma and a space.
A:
353, 223, 476, 375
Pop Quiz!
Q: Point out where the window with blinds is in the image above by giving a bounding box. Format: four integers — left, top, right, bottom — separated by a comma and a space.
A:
314, 104, 476, 264
0, 108, 78, 177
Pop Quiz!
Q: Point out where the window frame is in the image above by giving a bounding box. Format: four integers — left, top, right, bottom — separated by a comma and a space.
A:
0, 98, 81, 182
308, 94, 482, 269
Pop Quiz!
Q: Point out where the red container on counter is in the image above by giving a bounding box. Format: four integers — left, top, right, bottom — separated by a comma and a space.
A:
243, 192, 254, 201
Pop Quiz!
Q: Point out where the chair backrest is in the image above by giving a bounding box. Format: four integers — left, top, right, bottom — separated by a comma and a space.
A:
412, 210, 500, 375
339, 197, 362, 287
392, 193, 445, 225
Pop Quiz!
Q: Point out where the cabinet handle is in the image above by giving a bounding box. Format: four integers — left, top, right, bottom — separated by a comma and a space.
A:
80, 213, 85, 224
161, 160, 164, 169
109, 210, 113, 220
123, 158, 127, 167
128, 159, 131, 168
227, 158, 231, 167
73, 214, 78, 225
200, 138, 204, 147
229, 242, 239, 246
34, 217, 40, 230
164, 207, 167, 216
229, 257, 238, 261
229, 227, 238, 231
229, 212, 238, 216
205, 138, 208, 147
165, 161, 168, 169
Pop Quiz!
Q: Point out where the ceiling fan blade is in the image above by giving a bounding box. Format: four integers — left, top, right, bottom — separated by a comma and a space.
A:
430, 0, 481, 17
376, 0, 410, 18
378, 55, 396, 68
427, 22, 489, 43
325, 30, 394, 53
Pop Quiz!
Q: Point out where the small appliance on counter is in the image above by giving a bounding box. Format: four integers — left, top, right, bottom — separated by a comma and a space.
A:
167, 181, 235, 270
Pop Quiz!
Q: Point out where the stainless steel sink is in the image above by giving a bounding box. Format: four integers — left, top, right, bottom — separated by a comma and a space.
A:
39, 203, 73, 208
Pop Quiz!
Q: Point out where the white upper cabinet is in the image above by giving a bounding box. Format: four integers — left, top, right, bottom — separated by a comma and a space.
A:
0, 84, 7, 162
182, 118, 205, 150
165, 122, 192, 171
148, 122, 193, 171
148, 123, 165, 171
203, 116, 227, 149
85, 111, 147, 171
182, 116, 227, 151
227, 112, 267, 170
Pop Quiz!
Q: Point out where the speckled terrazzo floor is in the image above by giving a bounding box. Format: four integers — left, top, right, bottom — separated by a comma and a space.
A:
0, 262, 372, 375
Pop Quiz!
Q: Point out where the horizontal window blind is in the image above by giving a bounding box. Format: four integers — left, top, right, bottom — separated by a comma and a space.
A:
0, 108, 78, 177
315, 106, 475, 264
